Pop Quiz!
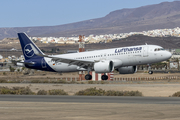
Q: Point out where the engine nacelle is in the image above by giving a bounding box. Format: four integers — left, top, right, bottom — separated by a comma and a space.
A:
94, 60, 114, 73
117, 66, 137, 74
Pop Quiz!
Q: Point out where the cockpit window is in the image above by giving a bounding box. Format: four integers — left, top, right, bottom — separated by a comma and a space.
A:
160, 48, 165, 50
154, 48, 165, 51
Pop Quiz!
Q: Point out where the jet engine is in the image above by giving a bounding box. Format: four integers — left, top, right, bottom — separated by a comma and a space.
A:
94, 60, 114, 73
117, 66, 137, 74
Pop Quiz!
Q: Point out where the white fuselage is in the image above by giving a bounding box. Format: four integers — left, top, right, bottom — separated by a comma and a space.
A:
44, 45, 172, 72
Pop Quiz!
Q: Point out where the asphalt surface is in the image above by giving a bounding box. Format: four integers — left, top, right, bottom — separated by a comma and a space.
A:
0, 95, 180, 104
1, 95, 180, 120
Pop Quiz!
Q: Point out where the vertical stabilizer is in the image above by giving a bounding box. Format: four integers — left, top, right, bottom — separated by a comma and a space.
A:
17, 33, 44, 60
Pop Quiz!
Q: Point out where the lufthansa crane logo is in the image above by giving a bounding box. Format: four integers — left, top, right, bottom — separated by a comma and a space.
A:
24, 44, 34, 58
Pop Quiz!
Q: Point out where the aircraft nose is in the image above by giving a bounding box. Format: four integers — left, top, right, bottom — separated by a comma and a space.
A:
166, 51, 172, 59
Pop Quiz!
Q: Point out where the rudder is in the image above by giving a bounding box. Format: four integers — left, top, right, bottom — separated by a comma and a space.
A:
18, 33, 44, 60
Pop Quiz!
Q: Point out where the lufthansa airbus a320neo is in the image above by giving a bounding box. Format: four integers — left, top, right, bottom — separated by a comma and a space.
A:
17, 33, 172, 80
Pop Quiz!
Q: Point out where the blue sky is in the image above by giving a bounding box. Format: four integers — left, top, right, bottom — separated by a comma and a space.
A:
0, 0, 177, 28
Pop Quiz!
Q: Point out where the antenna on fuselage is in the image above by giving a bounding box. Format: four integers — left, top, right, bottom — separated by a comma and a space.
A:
145, 43, 148, 45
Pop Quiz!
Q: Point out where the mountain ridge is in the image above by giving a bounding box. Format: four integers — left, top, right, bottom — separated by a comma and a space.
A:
1, 1, 180, 39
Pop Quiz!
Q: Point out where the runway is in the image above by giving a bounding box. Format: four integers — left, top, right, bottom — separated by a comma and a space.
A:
1, 95, 180, 119
1, 95, 180, 104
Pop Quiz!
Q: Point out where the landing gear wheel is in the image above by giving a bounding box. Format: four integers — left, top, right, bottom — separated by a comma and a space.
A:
85, 74, 92, 80
147, 64, 153, 75
101, 75, 108, 80
148, 70, 153, 74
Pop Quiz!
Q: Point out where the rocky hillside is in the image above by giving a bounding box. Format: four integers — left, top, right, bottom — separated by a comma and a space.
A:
1, 1, 180, 39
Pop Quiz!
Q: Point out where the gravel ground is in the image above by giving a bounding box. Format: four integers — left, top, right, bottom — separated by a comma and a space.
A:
0, 72, 180, 97
0, 83, 180, 97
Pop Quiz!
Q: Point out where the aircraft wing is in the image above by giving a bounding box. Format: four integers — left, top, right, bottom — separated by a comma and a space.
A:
37, 54, 95, 69
31, 44, 96, 69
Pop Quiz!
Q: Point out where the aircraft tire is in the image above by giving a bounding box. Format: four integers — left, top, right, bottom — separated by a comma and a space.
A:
101, 75, 108, 80
148, 71, 153, 74
85, 74, 92, 80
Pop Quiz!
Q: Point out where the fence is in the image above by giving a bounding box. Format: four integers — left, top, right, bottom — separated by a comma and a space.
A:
113, 76, 178, 81
53, 76, 179, 81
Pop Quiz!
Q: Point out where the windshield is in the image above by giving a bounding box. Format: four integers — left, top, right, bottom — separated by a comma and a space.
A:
154, 48, 165, 51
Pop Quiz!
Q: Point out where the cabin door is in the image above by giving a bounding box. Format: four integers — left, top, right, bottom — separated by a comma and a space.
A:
143, 46, 148, 57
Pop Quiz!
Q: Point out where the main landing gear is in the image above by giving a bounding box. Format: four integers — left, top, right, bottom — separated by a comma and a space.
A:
101, 74, 108, 80
85, 67, 92, 80
84, 67, 108, 80
85, 73, 108, 80
85, 74, 92, 80
148, 64, 153, 74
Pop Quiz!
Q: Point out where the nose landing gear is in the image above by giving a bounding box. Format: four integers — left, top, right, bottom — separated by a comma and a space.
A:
148, 70, 153, 74
148, 64, 153, 74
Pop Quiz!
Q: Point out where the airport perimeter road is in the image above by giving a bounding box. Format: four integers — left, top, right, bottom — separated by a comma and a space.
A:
1, 96, 180, 120
0, 95, 180, 104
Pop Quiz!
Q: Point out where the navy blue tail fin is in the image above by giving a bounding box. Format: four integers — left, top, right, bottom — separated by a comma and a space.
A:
18, 33, 44, 60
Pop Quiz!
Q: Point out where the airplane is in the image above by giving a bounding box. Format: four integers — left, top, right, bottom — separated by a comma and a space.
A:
17, 33, 172, 80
